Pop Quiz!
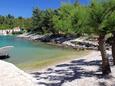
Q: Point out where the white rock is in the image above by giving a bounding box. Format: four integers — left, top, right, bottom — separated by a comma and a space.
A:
0, 60, 38, 86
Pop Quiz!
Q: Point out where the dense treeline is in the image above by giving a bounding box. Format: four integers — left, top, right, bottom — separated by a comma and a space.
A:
31, 8, 56, 34
0, 14, 32, 30
31, 3, 91, 35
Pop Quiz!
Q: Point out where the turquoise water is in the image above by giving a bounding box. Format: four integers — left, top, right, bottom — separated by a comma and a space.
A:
0, 36, 75, 69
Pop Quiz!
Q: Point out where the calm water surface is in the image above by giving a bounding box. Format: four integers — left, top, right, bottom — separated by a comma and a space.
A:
0, 36, 76, 69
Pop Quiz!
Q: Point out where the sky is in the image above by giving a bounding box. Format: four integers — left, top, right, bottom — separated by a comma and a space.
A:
0, 0, 89, 18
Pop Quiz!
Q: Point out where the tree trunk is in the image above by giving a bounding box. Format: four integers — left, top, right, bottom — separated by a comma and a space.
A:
112, 32, 115, 65
98, 34, 111, 75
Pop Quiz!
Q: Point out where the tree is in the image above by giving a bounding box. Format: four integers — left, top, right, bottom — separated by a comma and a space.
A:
52, 4, 75, 35
72, 4, 91, 36
86, 0, 115, 75
0, 14, 32, 30
104, 10, 115, 65
37, 9, 56, 34
52, 0, 114, 75
23, 18, 32, 30
0, 14, 15, 29
32, 7, 56, 34
112, 31, 115, 65
32, 7, 44, 34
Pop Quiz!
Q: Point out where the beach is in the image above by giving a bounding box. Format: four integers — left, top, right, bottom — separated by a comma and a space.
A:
25, 50, 90, 73
1, 50, 115, 86
30, 50, 115, 86
0, 35, 114, 86
0, 35, 90, 86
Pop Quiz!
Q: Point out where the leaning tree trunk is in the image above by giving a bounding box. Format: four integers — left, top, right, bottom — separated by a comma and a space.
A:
112, 32, 115, 65
98, 34, 111, 75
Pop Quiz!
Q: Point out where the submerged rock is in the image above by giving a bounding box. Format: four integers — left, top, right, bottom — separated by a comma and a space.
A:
0, 55, 10, 60
0, 60, 37, 86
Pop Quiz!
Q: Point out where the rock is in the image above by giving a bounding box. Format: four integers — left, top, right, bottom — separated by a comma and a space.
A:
0, 55, 10, 60
0, 60, 38, 86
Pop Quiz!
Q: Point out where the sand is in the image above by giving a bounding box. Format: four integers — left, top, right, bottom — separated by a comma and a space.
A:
31, 50, 115, 86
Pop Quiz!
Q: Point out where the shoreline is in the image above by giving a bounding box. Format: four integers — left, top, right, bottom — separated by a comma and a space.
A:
17, 33, 98, 51
0, 35, 92, 72
24, 50, 91, 73
30, 50, 115, 86
16, 33, 99, 72
0, 60, 37, 86
1, 35, 115, 86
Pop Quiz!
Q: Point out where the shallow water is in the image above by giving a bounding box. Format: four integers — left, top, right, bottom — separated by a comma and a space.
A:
0, 36, 77, 69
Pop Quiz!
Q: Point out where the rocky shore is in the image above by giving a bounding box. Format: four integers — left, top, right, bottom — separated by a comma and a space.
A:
17, 33, 98, 50
1, 50, 115, 86
0, 60, 37, 86
16, 33, 115, 86
0, 43, 114, 86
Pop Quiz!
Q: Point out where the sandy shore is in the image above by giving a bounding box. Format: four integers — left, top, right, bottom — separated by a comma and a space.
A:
24, 50, 90, 73
30, 50, 115, 86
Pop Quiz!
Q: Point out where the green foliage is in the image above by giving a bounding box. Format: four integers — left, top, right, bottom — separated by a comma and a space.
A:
52, 4, 75, 34
30, 0, 115, 36
15, 17, 32, 30
86, 0, 115, 35
1, 0, 115, 36
0, 14, 32, 30
32, 8, 56, 34
32, 8, 41, 30
0, 14, 15, 29
72, 5, 90, 34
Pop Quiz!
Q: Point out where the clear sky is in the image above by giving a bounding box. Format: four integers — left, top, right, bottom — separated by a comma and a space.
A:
0, 0, 89, 18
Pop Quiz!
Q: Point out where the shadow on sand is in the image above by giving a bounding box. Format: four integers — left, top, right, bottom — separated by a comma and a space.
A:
31, 57, 114, 86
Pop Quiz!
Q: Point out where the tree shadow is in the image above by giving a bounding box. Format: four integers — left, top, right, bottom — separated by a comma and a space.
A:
31, 58, 113, 86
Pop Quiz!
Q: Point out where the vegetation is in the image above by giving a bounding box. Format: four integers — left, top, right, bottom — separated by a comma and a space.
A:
105, 9, 115, 65
0, 0, 115, 75
30, 0, 115, 75
86, 0, 115, 75
0, 14, 32, 30
31, 8, 56, 34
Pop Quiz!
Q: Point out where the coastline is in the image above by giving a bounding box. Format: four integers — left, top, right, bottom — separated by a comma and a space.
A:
30, 50, 115, 86
23, 50, 91, 73
0, 35, 91, 72
17, 33, 98, 50
16, 33, 98, 72
0, 60, 37, 86
1, 35, 115, 86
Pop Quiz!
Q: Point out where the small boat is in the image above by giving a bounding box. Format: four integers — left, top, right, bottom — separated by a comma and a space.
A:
0, 46, 14, 59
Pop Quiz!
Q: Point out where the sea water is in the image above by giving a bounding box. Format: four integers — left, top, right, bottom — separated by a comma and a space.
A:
0, 36, 76, 69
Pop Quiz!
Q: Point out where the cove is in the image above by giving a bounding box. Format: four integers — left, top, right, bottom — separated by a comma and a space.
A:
0, 36, 87, 70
